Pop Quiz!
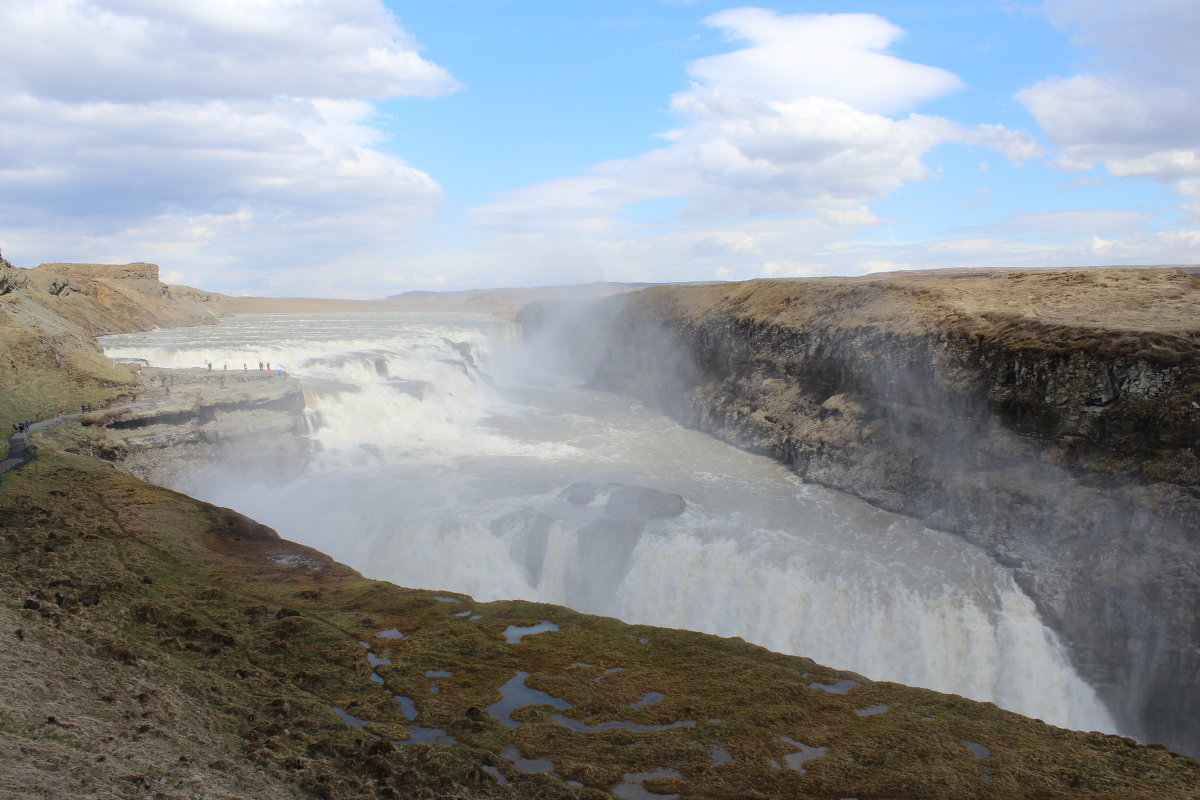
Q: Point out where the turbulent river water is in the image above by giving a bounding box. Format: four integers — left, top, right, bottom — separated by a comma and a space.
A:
101, 311, 1117, 734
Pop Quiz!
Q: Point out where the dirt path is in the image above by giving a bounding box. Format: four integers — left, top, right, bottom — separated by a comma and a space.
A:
1, 404, 147, 474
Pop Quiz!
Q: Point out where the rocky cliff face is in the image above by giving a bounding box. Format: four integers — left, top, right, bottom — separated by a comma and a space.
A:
519, 268, 1200, 755
77, 367, 312, 488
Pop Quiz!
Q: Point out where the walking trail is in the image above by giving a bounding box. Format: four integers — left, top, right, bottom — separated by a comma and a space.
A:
1, 404, 147, 475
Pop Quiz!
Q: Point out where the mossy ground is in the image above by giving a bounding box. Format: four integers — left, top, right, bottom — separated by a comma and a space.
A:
1, 428, 1197, 799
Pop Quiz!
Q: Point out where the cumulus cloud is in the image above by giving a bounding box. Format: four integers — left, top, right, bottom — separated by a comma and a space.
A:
1019, 1, 1200, 184
477, 10, 1030, 237
0, 0, 459, 295
689, 8, 963, 114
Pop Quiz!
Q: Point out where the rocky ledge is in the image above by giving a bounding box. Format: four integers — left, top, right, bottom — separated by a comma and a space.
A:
76, 366, 311, 487
518, 267, 1200, 756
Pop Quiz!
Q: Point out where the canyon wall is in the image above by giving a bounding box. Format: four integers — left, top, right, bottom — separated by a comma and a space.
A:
519, 268, 1200, 754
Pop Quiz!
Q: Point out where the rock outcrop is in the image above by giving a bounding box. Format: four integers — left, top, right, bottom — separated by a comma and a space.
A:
519, 268, 1200, 755
78, 367, 311, 487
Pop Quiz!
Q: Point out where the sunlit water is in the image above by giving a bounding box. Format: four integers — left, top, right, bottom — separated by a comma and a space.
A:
101, 312, 1117, 733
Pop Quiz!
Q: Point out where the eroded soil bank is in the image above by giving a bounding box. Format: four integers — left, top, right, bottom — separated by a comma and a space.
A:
519, 268, 1200, 755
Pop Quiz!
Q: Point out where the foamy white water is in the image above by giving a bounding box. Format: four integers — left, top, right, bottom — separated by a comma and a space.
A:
102, 312, 1117, 733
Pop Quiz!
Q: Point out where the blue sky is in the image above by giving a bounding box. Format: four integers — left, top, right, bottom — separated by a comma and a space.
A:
1, 0, 1197, 296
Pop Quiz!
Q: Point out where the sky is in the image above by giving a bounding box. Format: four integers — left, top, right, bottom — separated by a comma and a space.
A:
1, 0, 1198, 298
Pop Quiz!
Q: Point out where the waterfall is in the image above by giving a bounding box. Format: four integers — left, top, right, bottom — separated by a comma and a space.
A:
101, 311, 1119, 735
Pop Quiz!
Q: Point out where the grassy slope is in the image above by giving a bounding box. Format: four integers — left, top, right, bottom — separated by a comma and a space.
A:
0, 431, 1197, 799
0, 263, 229, 427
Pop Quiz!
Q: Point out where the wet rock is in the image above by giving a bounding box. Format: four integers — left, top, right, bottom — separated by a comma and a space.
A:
561, 482, 600, 505
605, 484, 686, 520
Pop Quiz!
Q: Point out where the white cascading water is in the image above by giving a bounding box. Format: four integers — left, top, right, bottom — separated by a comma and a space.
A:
101, 312, 1118, 734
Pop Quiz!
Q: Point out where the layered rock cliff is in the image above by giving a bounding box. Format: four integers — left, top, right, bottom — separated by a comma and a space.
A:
519, 268, 1200, 755
77, 367, 311, 488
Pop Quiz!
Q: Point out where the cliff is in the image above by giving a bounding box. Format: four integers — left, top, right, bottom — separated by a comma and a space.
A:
76, 366, 311, 488
518, 268, 1200, 755
0, 259, 232, 425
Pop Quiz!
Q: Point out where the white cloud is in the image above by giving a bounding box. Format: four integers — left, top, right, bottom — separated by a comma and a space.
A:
690, 8, 963, 115
1019, 1, 1200, 184
445, 9, 1047, 290
0, 0, 458, 294
476, 11, 1029, 236
0, 0, 460, 103
959, 208, 1154, 237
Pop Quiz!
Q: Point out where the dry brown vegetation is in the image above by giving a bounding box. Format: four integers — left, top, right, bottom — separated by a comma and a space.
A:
632, 267, 1200, 361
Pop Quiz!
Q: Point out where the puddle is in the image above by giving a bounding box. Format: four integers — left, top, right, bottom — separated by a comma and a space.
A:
454, 610, 472, 617
779, 736, 829, 773
708, 745, 733, 766
331, 706, 380, 729
568, 662, 594, 668
808, 679, 858, 695
375, 628, 406, 639
638, 638, 649, 644
425, 669, 453, 677
963, 741, 993, 782
369, 673, 384, 684
396, 725, 458, 744
612, 767, 681, 800
481, 764, 509, 784
630, 691, 665, 708
486, 671, 571, 727
708, 718, 722, 724
550, 714, 696, 733
500, 744, 556, 773
962, 741, 991, 760
504, 620, 560, 643
434, 596, 463, 603
358, 640, 371, 649
470, 614, 482, 621
594, 667, 626, 682
395, 695, 419, 720
368, 651, 391, 667
855, 704, 888, 717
